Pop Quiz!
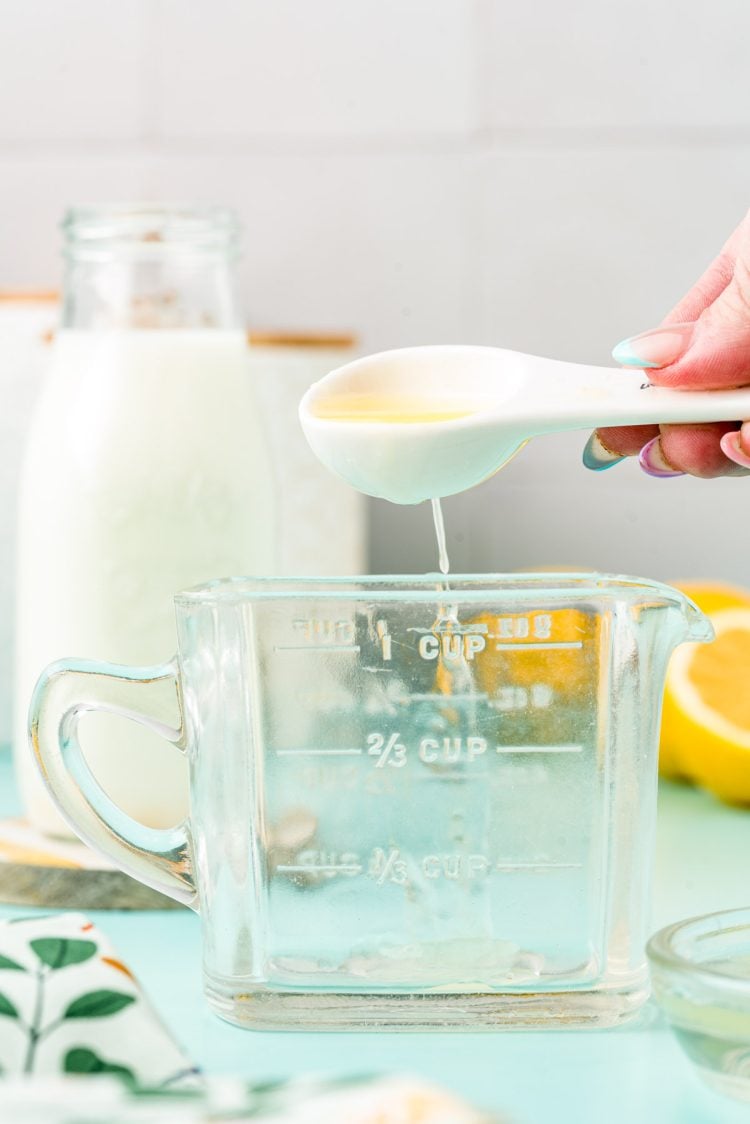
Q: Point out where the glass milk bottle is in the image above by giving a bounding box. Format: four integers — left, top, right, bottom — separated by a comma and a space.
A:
16, 205, 276, 835
0, 292, 58, 752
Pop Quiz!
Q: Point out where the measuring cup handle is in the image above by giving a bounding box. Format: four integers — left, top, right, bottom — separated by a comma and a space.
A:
29, 658, 197, 909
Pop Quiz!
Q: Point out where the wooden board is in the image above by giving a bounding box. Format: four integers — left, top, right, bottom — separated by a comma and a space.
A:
0, 817, 183, 910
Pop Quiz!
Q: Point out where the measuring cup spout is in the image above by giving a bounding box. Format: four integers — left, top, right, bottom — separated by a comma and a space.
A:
652, 588, 714, 649
639, 589, 714, 694
681, 597, 715, 645
619, 582, 713, 699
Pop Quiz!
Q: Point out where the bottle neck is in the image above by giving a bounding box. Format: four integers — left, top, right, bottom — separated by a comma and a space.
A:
60, 206, 242, 331
61, 255, 241, 331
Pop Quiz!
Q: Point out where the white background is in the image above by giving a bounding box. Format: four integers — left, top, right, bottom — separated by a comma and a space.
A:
2, 1, 750, 626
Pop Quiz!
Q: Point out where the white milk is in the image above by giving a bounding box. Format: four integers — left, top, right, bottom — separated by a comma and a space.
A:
16, 329, 276, 833
0, 294, 58, 748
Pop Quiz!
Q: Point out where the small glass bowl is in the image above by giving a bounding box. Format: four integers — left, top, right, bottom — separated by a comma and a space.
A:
647, 907, 750, 1102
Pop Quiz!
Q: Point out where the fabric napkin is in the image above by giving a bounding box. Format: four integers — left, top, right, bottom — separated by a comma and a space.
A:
0, 913, 499, 1121
0, 912, 196, 1088
0, 1074, 498, 1122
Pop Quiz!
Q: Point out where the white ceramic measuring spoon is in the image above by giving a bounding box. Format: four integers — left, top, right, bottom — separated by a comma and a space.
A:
299, 344, 750, 504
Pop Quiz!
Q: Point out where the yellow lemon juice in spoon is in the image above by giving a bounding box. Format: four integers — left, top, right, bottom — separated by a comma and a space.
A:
311, 392, 477, 425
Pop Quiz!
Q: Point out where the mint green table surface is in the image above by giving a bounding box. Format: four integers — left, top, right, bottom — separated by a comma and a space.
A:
1, 751, 749, 1124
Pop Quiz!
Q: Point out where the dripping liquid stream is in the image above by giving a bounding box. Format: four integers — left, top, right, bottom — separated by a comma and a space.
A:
428, 500, 487, 936
430, 496, 466, 683
431, 498, 450, 576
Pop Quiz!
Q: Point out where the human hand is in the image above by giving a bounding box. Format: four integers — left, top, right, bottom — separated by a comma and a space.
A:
583, 210, 750, 477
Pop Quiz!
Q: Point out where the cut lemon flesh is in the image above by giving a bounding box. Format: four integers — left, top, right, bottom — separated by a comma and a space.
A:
662, 589, 750, 805
668, 611, 750, 749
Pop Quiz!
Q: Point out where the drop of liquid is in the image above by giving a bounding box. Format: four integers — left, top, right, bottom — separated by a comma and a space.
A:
431, 497, 450, 575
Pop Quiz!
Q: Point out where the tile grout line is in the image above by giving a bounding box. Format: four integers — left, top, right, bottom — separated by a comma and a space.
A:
3, 129, 750, 161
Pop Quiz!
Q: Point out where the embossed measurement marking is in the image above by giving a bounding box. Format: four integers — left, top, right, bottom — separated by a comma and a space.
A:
369, 847, 408, 884
276, 863, 363, 874
408, 624, 489, 634
495, 861, 583, 871
274, 644, 361, 653
398, 692, 489, 703
277, 848, 407, 884
367, 732, 407, 767
495, 744, 583, 754
276, 852, 583, 882
275, 747, 363, 757
494, 641, 583, 651
276, 739, 582, 761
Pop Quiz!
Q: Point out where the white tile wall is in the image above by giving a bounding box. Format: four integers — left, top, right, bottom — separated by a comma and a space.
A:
155, 0, 480, 138
143, 150, 478, 348
474, 147, 750, 363
2, 0, 750, 744
0, 154, 149, 285
479, 0, 750, 130
0, 1, 148, 141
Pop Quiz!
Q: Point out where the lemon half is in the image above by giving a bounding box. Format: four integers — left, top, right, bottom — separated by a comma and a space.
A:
661, 583, 750, 805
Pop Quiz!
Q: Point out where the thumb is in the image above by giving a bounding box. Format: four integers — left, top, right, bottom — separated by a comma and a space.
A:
612, 288, 750, 391
652, 269, 750, 390
612, 221, 750, 390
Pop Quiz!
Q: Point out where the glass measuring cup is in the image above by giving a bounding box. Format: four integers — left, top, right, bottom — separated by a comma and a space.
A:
29, 574, 711, 1031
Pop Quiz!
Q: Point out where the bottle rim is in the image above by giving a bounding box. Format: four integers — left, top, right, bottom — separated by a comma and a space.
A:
62, 204, 240, 259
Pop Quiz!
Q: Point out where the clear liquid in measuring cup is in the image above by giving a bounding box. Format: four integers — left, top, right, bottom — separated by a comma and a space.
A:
257, 591, 602, 994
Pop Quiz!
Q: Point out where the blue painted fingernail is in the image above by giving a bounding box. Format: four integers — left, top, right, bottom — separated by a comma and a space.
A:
582, 431, 626, 471
638, 436, 685, 478
612, 323, 694, 369
611, 339, 659, 368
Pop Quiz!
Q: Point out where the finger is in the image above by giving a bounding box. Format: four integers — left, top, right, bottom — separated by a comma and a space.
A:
611, 214, 748, 371
663, 250, 736, 325
651, 422, 750, 478
719, 421, 750, 471
662, 216, 744, 325
645, 219, 750, 389
648, 296, 750, 391
595, 424, 660, 457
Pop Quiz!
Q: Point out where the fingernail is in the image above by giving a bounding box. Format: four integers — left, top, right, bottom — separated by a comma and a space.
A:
612, 322, 695, 369
582, 431, 626, 471
720, 430, 750, 469
638, 436, 685, 478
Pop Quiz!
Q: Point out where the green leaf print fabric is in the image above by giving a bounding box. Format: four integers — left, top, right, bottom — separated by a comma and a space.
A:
0, 920, 490, 1120
0, 913, 196, 1088
0, 1074, 492, 1121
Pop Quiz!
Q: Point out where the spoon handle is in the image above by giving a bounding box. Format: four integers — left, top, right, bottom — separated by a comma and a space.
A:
541, 362, 750, 432
628, 383, 750, 426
